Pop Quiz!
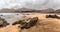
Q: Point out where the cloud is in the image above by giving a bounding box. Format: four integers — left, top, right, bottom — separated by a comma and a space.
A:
0, 0, 60, 9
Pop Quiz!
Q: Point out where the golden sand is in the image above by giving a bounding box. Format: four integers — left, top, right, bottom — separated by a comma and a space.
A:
0, 13, 60, 32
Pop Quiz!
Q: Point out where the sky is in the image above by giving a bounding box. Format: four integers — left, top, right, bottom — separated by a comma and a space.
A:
0, 0, 60, 9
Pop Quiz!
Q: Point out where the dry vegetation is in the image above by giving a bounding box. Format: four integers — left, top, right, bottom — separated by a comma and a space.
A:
0, 13, 60, 32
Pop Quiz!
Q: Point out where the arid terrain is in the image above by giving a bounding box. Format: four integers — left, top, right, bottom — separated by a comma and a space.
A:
0, 13, 60, 32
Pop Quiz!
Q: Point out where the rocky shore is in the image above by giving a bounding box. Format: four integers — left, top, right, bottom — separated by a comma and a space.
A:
0, 13, 60, 32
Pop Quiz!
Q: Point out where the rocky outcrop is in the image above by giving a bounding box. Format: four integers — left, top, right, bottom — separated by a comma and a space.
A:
0, 17, 9, 27
12, 17, 31, 25
46, 14, 60, 19
20, 17, 38, 29
12, 17, 38, 29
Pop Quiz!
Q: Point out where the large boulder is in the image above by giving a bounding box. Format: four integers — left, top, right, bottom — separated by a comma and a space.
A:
20, 17, 38, 29
12, 20, 24, 25
12, 17, 38, 29
0, 17, 9, 27
12, 17, 31, 25
46, 14, 60, 19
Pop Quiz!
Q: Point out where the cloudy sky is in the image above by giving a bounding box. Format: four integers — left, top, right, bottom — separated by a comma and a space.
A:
0, 0, 60, 9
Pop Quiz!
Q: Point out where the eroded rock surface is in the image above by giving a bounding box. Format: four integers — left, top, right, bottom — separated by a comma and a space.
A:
46, 14, 60, 19
12, 17, 38, 29
0, 17, 9, 27
20, 17, 38, 29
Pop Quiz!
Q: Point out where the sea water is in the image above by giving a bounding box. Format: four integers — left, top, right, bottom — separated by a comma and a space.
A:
0, 13, 25, 25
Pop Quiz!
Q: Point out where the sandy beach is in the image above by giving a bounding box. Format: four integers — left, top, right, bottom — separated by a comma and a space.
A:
0, 13, 60, 32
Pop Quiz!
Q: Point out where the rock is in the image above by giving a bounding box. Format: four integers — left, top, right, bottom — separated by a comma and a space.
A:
46, 14, 60, 19
12, 17, 38, 29
29, 17, 38, 26
20, 17, 38, 29
12, 17, 31, 25
12, 20, 24, 25
0, 17, 9, 27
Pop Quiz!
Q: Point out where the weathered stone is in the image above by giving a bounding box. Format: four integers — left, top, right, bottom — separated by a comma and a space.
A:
12, 17, 31, 25
46, 14, 60, 19
12, 20, 23, 25
20, 17, 38, 29
12, 17, 38, 29
0, 17, 9, 27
